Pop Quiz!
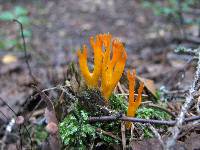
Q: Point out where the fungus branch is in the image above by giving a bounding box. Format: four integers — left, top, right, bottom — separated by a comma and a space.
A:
77, 35, 103, 88
101, 35, 127, 100
126, 69, 144, 129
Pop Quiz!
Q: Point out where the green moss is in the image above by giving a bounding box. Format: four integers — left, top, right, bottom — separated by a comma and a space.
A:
34, 126, 48, 145
59, 107, 120, 149
59, 110, 96, 149
109, 94, 127, 112
136, 107, 171, 120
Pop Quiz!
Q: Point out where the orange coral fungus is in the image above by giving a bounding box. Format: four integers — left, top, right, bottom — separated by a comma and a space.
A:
77, 34, 103, 88
77, 33, 127, 101
101, 36, 127, 101
126, 69, 144, 129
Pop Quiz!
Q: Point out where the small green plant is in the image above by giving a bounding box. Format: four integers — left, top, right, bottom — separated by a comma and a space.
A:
0, 6, 31, 50
0, 6, 29, 24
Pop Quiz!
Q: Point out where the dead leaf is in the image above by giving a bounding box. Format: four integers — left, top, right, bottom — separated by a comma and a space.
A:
1, 54, 17, 64
136, 76, 157, 97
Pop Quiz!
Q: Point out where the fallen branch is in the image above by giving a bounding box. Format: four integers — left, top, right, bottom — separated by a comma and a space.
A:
178, 36, 200, 45
89, 115, 200, 126
165, 50, 200, 149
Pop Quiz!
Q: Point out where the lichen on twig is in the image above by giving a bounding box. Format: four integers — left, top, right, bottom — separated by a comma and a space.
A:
165, 49, 200, 150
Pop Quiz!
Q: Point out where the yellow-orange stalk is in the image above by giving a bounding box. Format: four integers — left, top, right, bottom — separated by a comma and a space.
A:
126, 69, 144, 129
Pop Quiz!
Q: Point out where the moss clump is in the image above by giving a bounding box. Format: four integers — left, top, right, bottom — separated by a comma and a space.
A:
136, 107, 172, 120
59, 110, 96, 149
109, 94, 127, 112
59, 108, 120, 149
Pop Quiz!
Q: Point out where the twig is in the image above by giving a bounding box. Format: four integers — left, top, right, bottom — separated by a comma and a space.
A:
116, 93, 148, 97
121, 122, 126, 150
34, 87, 60, 150
117, 82, 125, 94
148, 124, 165, 149
197, 96, 200, 115
0, 97, 18, 116
42, 86, 58, 92
178, 36, 200, 44
57, 85, 77, 102
24, 84, 69, 116
0, 110, 9, 121
165, 51, 200, 149
178, 122, 200, 139
96, 128, 121, 142
13, 19, 37, 83
0, 97, 33, 150
26, 99, 44, 121
27, 108, 45, 118
41, 85, 70, 92
89, 115, 200, 126
34, 87, 54, 111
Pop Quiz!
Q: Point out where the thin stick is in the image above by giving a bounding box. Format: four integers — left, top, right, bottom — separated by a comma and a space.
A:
0, 110, 9, 121
196, 96, 200, 115
121, 122, 126, 150
116, 93, 148, 97
0, 97, 33, 150
13, 19, 37, 83
148, 124, 165, 148
89, 115, 200, 126
96, 128, 121, 141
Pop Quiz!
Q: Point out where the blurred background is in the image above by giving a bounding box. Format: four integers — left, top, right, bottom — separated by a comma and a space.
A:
0, 0, 199, 149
